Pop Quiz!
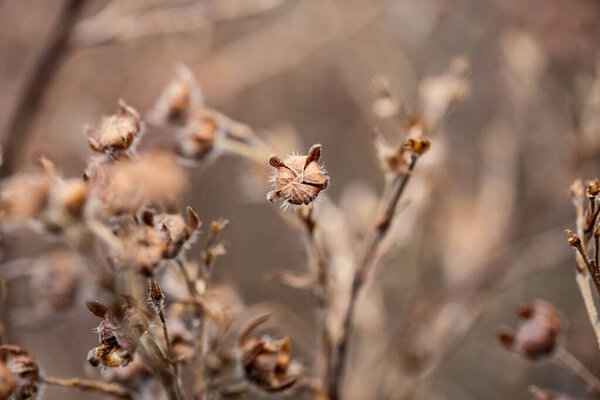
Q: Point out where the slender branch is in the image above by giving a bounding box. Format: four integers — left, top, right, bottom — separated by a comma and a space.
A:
0, 0, 88, 178
148, 279, 178, 377
556, 347, 600, 394
174, 258, 206, 400
328, 155, 418, 399
298, 206, 333, 384
43, 376, 132, 399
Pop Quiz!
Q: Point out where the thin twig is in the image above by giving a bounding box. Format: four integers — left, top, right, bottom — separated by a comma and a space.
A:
328, 155, 419, 399
43, 376, 132, 399
556, 347, 600, 394
298, 206, 333, 384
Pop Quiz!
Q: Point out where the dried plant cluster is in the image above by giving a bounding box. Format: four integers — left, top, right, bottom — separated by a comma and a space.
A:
0, 58, 472, 400
496, 178, 600, 399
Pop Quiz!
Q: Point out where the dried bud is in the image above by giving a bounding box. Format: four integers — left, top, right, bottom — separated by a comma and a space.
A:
144, 206, 200, 259
0, 345, 40, 400
148, 280, 165, 308
565, 229, 581, 248
176, 108, 220, 162
86, 297, 150, 368
267, 144, 329, 206
151, 64, 202, 123
211, 218, 229, 234
569, 179, 585, 202
404, 137, 431, 156
0, 361, 17, 399
87, 99, 142, 154
87, 152, 186, 215
238, 315, 298, 391
0, 172, 51, 225
498, 300, 561, 360
587, 179, 600, 198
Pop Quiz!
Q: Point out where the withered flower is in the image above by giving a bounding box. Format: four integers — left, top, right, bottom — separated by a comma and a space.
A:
587, 179, 600, 198
498, 300, 561, 360
0, 359, 17, 400
176, 108, 221, 162
0, 172, 51, 225
238, 315, 298, 391
87, 99, 142, 154
267, 144, 329, 206
86, 297, 150, 368
87, 152, 186, 216
151, 64, 202, 123
142, 206, 200, 259
0, 345, 40, 400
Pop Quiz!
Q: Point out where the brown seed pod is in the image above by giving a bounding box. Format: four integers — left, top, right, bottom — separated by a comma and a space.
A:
142, 206, 200, 259
176, 108, 220, 162
267, 144, 329, 206
87, 99, 141, 154
0, 345, 40, 400
86, 297, 150, 368
238, 314, 298, 392
498, 300, 561, 360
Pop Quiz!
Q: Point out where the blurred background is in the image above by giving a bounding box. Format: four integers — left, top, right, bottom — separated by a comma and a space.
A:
2, 0, 600, 399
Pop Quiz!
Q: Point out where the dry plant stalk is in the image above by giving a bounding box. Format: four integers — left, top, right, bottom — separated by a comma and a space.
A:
0, 58, 471, 400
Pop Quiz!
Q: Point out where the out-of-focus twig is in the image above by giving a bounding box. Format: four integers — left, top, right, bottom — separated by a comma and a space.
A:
43, 376, 133, 399
329, 155, 419, 399
0, 0, 88, 178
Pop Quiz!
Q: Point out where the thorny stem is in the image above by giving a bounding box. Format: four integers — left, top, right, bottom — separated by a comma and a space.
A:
555, 348, 600, 394
43, 376, 132, 399
329, 155, 419, 399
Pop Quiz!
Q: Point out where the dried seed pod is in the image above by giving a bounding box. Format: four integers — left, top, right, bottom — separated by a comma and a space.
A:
176, 108, 221, 162
267, 144, 329, 206
0, 172, 51, 225
238, 315, 298, 391
0, 361, 17, 399
151, 64, 202, 123
0, 345, 40, 400
498, 300, 561, 360
143, 206, 200, 259
86, 297, 150, 368
87, 99, 142, 154
88, 152, 186, 216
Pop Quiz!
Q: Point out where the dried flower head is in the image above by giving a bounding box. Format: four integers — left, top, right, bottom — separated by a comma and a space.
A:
238, 315, 298, 391
0, 345, 40, 400
87, 99, 142, 154
176, 108, 221, 162
267, 144, 329, 206
0, 172, 51, 225
0, 360, 17, 400
151, 64, 202, 123
86, 297, 150, 368
142, 206, 200, 259
87, 152, 186, 216
498, 300, 561, 360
